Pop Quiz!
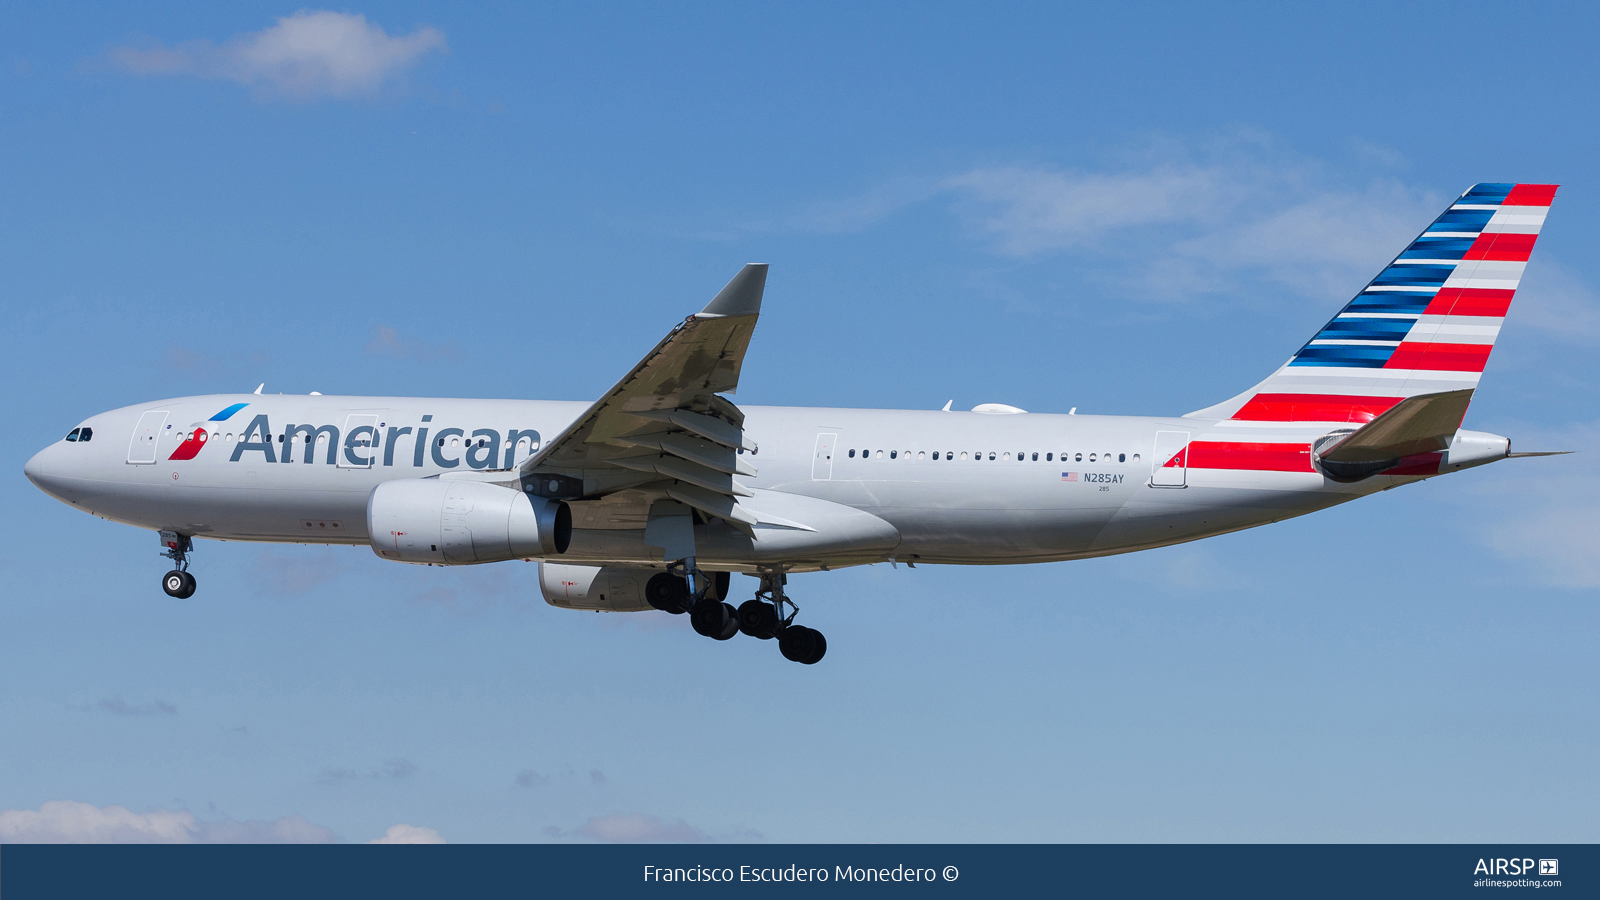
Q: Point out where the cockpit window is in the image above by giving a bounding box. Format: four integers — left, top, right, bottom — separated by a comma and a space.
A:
79, 427, 92, 442
66, 428, 80, 442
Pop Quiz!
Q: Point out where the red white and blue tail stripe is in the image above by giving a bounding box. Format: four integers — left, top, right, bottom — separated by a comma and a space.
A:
1189, 183, 1557, 423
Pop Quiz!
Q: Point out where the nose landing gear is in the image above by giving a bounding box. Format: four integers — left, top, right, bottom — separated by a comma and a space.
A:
158, 530, 196, 599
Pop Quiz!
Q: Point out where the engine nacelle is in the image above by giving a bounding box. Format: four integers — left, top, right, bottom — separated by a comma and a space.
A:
368, 478, 571, 565
539, 563, 657, 612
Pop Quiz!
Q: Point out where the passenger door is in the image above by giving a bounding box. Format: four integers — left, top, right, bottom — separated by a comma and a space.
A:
1150, 431, 1190, 488
127, 410, 169, 465
811, 433, 838, 481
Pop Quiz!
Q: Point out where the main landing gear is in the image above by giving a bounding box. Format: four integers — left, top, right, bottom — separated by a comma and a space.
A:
644, 566, 826, 665
159, 530, 196, 599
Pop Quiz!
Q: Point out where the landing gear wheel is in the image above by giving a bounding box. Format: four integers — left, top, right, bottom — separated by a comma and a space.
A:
163, 570, 196, 599
691, 600, 741, 640
778, 625, 826, 664
737, 600, 779, 639
645, 573, 689, 614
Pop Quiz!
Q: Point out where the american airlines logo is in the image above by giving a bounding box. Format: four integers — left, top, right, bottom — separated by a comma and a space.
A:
171, 411, 540, 471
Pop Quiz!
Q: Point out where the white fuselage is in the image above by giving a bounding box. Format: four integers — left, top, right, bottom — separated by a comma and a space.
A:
23, 392, 1482, 573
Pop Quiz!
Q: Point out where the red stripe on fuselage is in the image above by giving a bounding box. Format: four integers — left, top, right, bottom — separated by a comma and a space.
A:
1463, 232, 1537, 261
1422, 288, 1515, 318
1232, 393, 1402, 423
1184, 441, 1313, 472
1384, 343, 1492, 372
1499, 184, 1559, 207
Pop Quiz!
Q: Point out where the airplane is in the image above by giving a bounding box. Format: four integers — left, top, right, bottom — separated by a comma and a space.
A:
24, 182, 1565, 665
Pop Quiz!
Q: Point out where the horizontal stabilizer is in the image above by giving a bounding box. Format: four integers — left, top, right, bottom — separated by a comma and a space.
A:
1321, 389, 1475, 464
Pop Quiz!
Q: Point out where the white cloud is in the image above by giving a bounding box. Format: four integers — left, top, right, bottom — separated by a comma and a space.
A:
795, 145, 1600, 329
367, 324, 462, 363
1506, 259, 1600, 344
108, 11, 446, 99
367, 824, 445, 845
573, 813, 707, 843
0, 801, 337, 843
940, 163, 1232, 255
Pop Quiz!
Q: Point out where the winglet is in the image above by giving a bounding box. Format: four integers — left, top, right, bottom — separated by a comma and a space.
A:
698, 264, 768, 318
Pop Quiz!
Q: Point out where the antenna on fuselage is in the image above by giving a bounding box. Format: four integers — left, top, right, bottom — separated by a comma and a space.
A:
941, 400, 952, 412
254, 384, 264, 394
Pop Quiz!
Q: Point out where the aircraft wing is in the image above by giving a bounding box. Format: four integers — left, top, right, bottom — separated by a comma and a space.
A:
517, 264, 767, 530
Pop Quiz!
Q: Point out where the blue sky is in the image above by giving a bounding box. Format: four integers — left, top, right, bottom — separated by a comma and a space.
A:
2, 2, 1598, 843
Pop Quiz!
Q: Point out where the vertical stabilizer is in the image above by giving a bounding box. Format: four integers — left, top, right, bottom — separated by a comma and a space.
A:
1187, 183, 1558, 422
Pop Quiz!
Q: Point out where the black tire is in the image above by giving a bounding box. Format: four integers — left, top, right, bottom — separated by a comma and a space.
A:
179, 571, 197, 599
691, 600, 740, 640
713, 602, 740, 641
690, 599, 727, 637
737, 600, 778, 639
803, 629, 826, 664
162, 570, 187, 598
779, 625, 822, 663
645, 573, 689, 614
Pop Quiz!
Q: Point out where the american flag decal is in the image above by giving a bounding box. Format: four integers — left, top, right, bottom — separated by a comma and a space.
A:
1061, 472, 1078, 482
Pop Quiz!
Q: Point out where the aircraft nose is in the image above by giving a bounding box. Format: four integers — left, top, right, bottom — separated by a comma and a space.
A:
24, 444, 70, 501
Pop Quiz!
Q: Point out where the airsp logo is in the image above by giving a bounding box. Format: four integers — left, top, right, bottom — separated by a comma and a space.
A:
1473, 858, 1553, 876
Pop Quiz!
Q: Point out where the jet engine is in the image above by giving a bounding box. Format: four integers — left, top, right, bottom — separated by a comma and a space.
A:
367, 478, 570, 565
539, 563, 658, 612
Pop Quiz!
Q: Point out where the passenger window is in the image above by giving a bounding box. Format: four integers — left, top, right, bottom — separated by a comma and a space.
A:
1132, 454, 1141, 462
1031, 452, 1038, 461
875, 450, 883, 458
960, 451, 969, 460
1075, 453, 1082, 462
1118, 453, 1126, 462
890, 450, 897, 459
849, 449, 856, 458
1046, 453, 1052, 461
932, 451, 939, 460
1088, 453, 1096, 462
987, 452, 995, 461
917, 451, 925, 459
66, 428, 80, 442
1002, 452, 1011, 461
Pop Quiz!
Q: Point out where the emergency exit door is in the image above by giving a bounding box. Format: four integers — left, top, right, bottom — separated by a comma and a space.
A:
1150, 430, 1190, 488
